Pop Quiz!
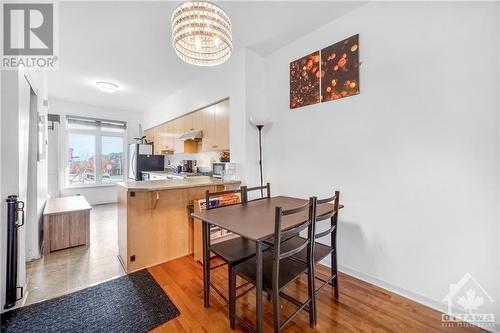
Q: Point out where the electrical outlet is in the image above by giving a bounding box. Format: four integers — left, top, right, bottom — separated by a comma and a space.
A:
130, 255, 135, 262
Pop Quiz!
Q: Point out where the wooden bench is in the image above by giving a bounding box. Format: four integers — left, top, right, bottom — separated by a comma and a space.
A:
43, 196, 92, 254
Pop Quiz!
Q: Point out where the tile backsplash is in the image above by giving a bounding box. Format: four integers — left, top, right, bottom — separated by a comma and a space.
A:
166, 150, 221, 169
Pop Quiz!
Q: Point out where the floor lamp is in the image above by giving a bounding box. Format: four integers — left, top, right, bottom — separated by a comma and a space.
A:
249, 117, 271, 197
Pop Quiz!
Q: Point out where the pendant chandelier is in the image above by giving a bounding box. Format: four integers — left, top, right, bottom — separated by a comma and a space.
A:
171, 1, 232, 66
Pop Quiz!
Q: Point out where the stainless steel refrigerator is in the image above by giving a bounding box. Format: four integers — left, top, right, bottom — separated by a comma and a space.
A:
128, 143, 165, 180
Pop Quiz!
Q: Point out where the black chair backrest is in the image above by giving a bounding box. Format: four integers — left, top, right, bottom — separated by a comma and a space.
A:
205, 186, 248, 210
314, 191, 340, 240
244, 182, 271, 202
272, 197, 317, 288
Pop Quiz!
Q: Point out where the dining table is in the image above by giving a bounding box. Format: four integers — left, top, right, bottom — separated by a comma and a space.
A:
191, 195, 341, 333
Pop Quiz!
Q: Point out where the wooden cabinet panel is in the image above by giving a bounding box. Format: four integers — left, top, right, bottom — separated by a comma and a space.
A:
49, 215, 70, 252
154, 122, 175, 154
153, 125, 162, 154
43, 197, 91, 254
144, 128, 154, 144
69, 211, 89, 247
131, 189, 191, 269
47, 211, 89, 251
201, 105, 215, 152
173, 118, 184, 153
166, 121, 175, 151
192, 110, 203, 131
214, 99, 230, 150
183, 113, 194, 132
200, 100, 229, 151
123, 185, 224, 273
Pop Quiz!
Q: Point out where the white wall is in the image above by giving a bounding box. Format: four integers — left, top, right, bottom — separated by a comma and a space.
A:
25, 71, 49, 261
130, 2, 500, 327
0, 68, 49, 309
48, 99, 143, 205
262, 1, 499, 325
145, 49, 266, 184
1, 70, 21, 312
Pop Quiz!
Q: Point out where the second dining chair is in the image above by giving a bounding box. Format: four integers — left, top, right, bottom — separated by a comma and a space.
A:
276, 191, 340, 300
229, 197, 317, 332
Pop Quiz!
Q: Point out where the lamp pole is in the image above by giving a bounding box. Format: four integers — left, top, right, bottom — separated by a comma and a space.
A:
256, 124, 264, 197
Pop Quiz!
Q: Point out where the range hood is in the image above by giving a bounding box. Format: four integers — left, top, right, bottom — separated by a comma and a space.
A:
179, 130, 203, 141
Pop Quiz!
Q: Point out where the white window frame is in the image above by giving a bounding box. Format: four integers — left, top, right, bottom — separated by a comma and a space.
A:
63, 116, 127, 188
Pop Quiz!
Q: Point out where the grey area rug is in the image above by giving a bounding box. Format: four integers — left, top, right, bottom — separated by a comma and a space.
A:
1, 270, 180, 333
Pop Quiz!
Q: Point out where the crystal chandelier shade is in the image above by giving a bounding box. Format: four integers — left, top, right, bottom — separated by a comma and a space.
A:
171, 1, 233, 66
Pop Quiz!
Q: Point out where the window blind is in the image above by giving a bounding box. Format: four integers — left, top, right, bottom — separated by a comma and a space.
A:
66, 115, 127, 130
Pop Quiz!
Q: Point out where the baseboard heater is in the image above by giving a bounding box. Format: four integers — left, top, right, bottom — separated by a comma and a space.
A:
4, 195, 24, 309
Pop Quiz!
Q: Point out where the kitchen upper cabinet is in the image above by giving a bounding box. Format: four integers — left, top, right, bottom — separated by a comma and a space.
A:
150, 122, 174, 154
183, 113, 194, 132
153, 126, 163, 154
146, 99, 229, 155
192, 110, 203, 131
214, 99, 229, 150
173, 118, 184, 153
201, 105, 215, 152
144, 128, 154, 144
201, 100, 230, 151
154, 122, 174, 154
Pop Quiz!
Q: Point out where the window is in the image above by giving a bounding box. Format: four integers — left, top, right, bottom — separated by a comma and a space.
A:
68, 133, 95, 185
66, 116, 126, 186
101, 136, 124, 183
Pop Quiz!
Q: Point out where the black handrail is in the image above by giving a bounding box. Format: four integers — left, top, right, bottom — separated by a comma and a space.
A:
4, 195, 24, 309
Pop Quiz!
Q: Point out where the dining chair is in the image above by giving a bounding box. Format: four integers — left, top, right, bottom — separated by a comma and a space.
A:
203, 186, 264, 310
229, 197, 317, 332
277, 191, 340, 299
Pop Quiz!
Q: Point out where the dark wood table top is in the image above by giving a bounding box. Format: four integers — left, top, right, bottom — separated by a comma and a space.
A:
192, 196, 342, 241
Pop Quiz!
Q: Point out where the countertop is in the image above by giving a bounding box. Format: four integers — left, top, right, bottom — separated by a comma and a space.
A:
116, 176, 241, 191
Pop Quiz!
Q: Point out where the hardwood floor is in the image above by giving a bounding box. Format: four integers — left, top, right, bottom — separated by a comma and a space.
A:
25, 204, 125, 305
148, 256, 484, 333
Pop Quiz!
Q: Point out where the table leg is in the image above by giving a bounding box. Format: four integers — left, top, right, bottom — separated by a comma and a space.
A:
202, 221, 210, 307
256, 240, 263, 333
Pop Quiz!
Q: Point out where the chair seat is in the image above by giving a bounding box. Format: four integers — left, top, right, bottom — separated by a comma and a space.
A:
211, 237, 264, 265
281, 236, 333, 263
234, 250, 309, 292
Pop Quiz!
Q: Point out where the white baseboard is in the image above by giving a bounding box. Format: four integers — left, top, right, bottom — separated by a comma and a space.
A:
338, 264, 500, 333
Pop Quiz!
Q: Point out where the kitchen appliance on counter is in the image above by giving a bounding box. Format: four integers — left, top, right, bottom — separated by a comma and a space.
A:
142, 171, 209, 180
141, 171, 170, 180
212, 162, 228, 178
177, 159, 197, 173
212, 162, 237, 180
128, 143, 165, 180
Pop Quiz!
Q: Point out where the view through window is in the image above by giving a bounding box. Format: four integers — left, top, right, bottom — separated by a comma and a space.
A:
67, 117, 126, 186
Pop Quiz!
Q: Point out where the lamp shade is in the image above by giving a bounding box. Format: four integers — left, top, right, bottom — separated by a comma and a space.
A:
249, 116, 272, 128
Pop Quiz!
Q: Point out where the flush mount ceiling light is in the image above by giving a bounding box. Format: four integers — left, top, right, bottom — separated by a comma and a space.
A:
171, 1, 232, 66
96, 81, 119, 93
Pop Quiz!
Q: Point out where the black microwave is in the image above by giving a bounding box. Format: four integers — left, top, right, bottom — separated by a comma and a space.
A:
212, 162, 229, 178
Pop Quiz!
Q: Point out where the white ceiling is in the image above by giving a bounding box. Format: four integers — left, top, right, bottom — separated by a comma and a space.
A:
48, 1, 365, 113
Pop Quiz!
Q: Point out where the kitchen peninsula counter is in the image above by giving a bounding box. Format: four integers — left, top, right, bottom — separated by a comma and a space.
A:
117, 176, 240, 191
117, 177, 240, 273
